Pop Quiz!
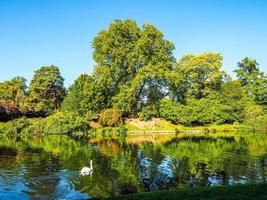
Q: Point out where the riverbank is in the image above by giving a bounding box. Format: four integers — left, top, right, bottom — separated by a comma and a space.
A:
125, 118, 239, 132
93, 183, 267, 200
0, 115, 265, 138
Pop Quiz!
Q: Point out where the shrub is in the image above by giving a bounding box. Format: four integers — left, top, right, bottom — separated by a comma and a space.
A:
184, 98, 232, 125
242, 106, 266, 133
0, 117, 30, 135
118, 123, 127, 136
139, 105, 158, 121
159, 98, 182, 123
160, 98, 236, 126
99, 108, 122, 127
30, 112, 88, 135
244, 105, 264, 120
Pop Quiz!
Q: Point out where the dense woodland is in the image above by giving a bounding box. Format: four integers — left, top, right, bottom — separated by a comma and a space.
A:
0, 20, 266, 133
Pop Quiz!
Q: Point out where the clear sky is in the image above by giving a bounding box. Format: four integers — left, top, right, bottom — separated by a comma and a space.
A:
0, 0, 267, 86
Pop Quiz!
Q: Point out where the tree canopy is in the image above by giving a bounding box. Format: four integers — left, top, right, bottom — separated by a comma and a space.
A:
26, 65, 65, 115
0, 19, 266, 127
92, 19, 176, 116
0, 76, 27, 120
175, 53, 226, 100
235, 57, 267, 105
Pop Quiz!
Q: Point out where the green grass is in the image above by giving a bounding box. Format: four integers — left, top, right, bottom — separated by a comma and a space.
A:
93, 183, 267, 200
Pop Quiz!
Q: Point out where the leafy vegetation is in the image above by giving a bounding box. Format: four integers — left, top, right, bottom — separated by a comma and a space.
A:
0, 117, 30, 135
30, 112, 88, 135
0, 112, 88, 136
26, 65, 66, 115
0, 76, 27, 120
99, 108, 122, 127
0, 19, 266, 133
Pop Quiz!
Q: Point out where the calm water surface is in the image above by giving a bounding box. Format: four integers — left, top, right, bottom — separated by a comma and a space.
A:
0, 133, 266, 199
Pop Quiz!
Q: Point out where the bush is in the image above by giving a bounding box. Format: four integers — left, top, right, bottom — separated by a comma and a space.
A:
118, 123, 127, 136
0, 117, 30, 135
242, 105, 266, 133
160, 98, 235, 126
99, 108, 122, 127
159, 98, 182, 123
244, 105, 264, 120
184, 98, 232, 125
139, 105, 158, 121
30, 112, 88, 135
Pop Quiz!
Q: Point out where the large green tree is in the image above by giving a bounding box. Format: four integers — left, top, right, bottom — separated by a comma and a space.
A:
62, 73, 113, 115
175, 53, 227, 100
27, 65, 65, 115
0, 76, 27, 120
0, 76, 27, 105
61, 74, 92, 115
219, 80, 254, 123
92, 19, 176, 116
235, 57, 266, 105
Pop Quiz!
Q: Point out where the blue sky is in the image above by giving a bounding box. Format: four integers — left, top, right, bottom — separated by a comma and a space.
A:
0, 0, 267, 86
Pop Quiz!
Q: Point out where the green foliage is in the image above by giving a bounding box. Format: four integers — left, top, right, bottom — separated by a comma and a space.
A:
61, 74, 93, 114
93, 19, 175, 116
235, 57, 267, 105
242, 105, 267, 133
0, 117, 30, 135
219, 80, 253, 123
29, 112, 88, 135
160, 98, 184, 123
160, 77, 262, 126
0, 76, 27, 120
118, 123, 127, 137
0, 76, 27, 104
26, 65, 65, 115
160, 98, 237, 126
0, 20, 266, 130
184, 98, 232, 125
175, 53, 226, 100
138, 105, 159, 121
235, 57, 261, 86
99, 108, 122, 127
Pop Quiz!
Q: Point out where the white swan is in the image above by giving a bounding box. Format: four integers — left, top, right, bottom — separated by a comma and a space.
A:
80, 160, 93, 176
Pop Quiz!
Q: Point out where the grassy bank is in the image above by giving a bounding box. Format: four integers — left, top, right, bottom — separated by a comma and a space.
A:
1, 115, 265, 138
93, 183, 267, 200
125, 118, 240, 133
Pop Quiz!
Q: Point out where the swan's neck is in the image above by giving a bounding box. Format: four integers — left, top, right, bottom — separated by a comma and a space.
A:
90, 160, 93, 169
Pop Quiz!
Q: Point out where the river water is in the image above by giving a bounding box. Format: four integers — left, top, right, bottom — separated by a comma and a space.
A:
0, 133, 266, 199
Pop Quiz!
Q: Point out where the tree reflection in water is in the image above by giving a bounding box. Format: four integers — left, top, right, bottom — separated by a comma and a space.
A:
0, 133, 266, 199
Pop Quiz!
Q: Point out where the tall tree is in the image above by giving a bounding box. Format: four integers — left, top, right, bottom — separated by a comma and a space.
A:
0, 76, 27, 120
219, 80, 254, 123
61, 73, 112, 115
235, 57, 266, 105
0, 76, 27, 105
92, 19, 175, 116
176, 53, 226, 99
27, 65, 65, 115
61, 74, 92, 115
